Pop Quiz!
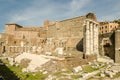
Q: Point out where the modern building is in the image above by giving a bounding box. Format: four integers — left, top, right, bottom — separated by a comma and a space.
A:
99, 22, 119, 34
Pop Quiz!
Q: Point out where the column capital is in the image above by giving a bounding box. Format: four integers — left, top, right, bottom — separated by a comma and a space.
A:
86, 20, 90, 30
86, 19, 99, 25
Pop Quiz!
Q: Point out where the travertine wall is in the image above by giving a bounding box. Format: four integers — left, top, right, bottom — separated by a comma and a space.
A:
99, 33, 115, 58
115, 29, 120, 63
47, 16, 86, 50
1, 13, 99, 55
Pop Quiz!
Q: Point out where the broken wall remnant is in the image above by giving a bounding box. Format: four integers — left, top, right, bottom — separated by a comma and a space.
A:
115, 28, 120, 63
0, 13, 100, 63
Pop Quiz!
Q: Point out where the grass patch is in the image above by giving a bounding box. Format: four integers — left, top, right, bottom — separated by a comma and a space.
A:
54, 71, 63, 76
82, 62, 107, 73
1, 59, 47, 80
54, 68, 73, 76
82, 65, 98, 73
64, 68, 73, 73
113, 72, 120, 79
95, 72, 100, 76
71, 74, 82, 79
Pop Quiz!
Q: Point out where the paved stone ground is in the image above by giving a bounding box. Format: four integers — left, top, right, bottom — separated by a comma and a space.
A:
15, 52, 51, 72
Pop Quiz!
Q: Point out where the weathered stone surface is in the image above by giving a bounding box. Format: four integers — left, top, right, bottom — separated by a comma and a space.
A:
83, 19, 99, 59
100, 73, 105, 77
73, 66, 82, 73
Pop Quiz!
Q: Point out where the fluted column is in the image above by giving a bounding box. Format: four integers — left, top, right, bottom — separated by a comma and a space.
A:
93, 23, 99, 56
83, 24, 86, 55
93, 23, 95, 54
85, 21, 90, 55
95, 24, 99, 57
83, 19, 99, 58
90, 22, 94, 54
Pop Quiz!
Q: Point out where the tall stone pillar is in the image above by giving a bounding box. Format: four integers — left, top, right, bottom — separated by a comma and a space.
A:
90, 22, 94, 54
85, 21, 90, 55
94, 24, 99, 57
93, 23, 96, 54
83, 19, 99, 58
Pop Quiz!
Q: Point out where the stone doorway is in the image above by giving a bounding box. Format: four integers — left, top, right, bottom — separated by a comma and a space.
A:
103, 42, 114, 59
2, 46, 6, 53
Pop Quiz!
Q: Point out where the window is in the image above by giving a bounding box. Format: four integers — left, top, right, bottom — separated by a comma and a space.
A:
23, 35, 25, 39
105, 26, 107, 28
14, 41, 16, 45
102, 31, 103, 34
110, 25, 112, 28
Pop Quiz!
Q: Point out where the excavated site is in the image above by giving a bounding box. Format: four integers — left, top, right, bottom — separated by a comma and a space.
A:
1, 13, 120, 80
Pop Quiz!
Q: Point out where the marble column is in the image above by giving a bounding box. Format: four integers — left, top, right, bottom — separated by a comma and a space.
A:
93, 23, 99, 56
83, 19, 99, 58
93, 23, 95, 54
90, 22, 94, 54
95, 24, 99, 57
85, 20, 90, 55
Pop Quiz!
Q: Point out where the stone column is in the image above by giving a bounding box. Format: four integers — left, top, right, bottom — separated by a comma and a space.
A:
93, 23, 99, 57
90, 22, 94, 54
85, 20, 90, 55
95, 24, 99, 57
83, 24, 86, 55
93, 23, 96, 54
83, 19, 99, 58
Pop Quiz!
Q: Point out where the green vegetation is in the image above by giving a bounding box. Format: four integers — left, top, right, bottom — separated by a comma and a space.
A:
113, 72, 120, 79
19, 58, 31, 68
54, 71, 63, 76
82, 65, 98, 73
114, 19, 120, 25
82, 62, 106, 73
53, 69, 73, 77
1, 59, 47, 80
71, 74, 82, 79
0, 60, 19, 80
8, 66, 47, 80
95, 72, 101, 76
0, 59, 107, 80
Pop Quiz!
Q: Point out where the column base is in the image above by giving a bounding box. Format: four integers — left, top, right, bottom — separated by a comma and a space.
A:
84, 54, 97, 62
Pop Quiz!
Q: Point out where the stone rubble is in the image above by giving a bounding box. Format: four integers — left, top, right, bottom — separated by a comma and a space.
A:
73, 66, 82, 73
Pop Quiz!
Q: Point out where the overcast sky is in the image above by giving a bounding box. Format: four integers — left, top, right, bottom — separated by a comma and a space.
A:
0, 0, 120, 32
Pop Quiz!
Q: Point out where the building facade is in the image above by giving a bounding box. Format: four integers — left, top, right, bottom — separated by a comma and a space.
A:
99, 22, 119, 34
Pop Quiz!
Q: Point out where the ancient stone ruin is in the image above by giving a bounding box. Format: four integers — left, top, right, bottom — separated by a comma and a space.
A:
0, 13, 99, 59
83, 19, 99, 59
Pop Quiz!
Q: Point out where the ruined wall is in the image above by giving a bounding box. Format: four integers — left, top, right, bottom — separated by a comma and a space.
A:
5, 24, 22, 35
47, 16, 86, 51
3, 13, 97, 55
14, 31, 39, 39
115, 30, 120, 63
99, 32, 115, 60
59, 16, 85, 38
